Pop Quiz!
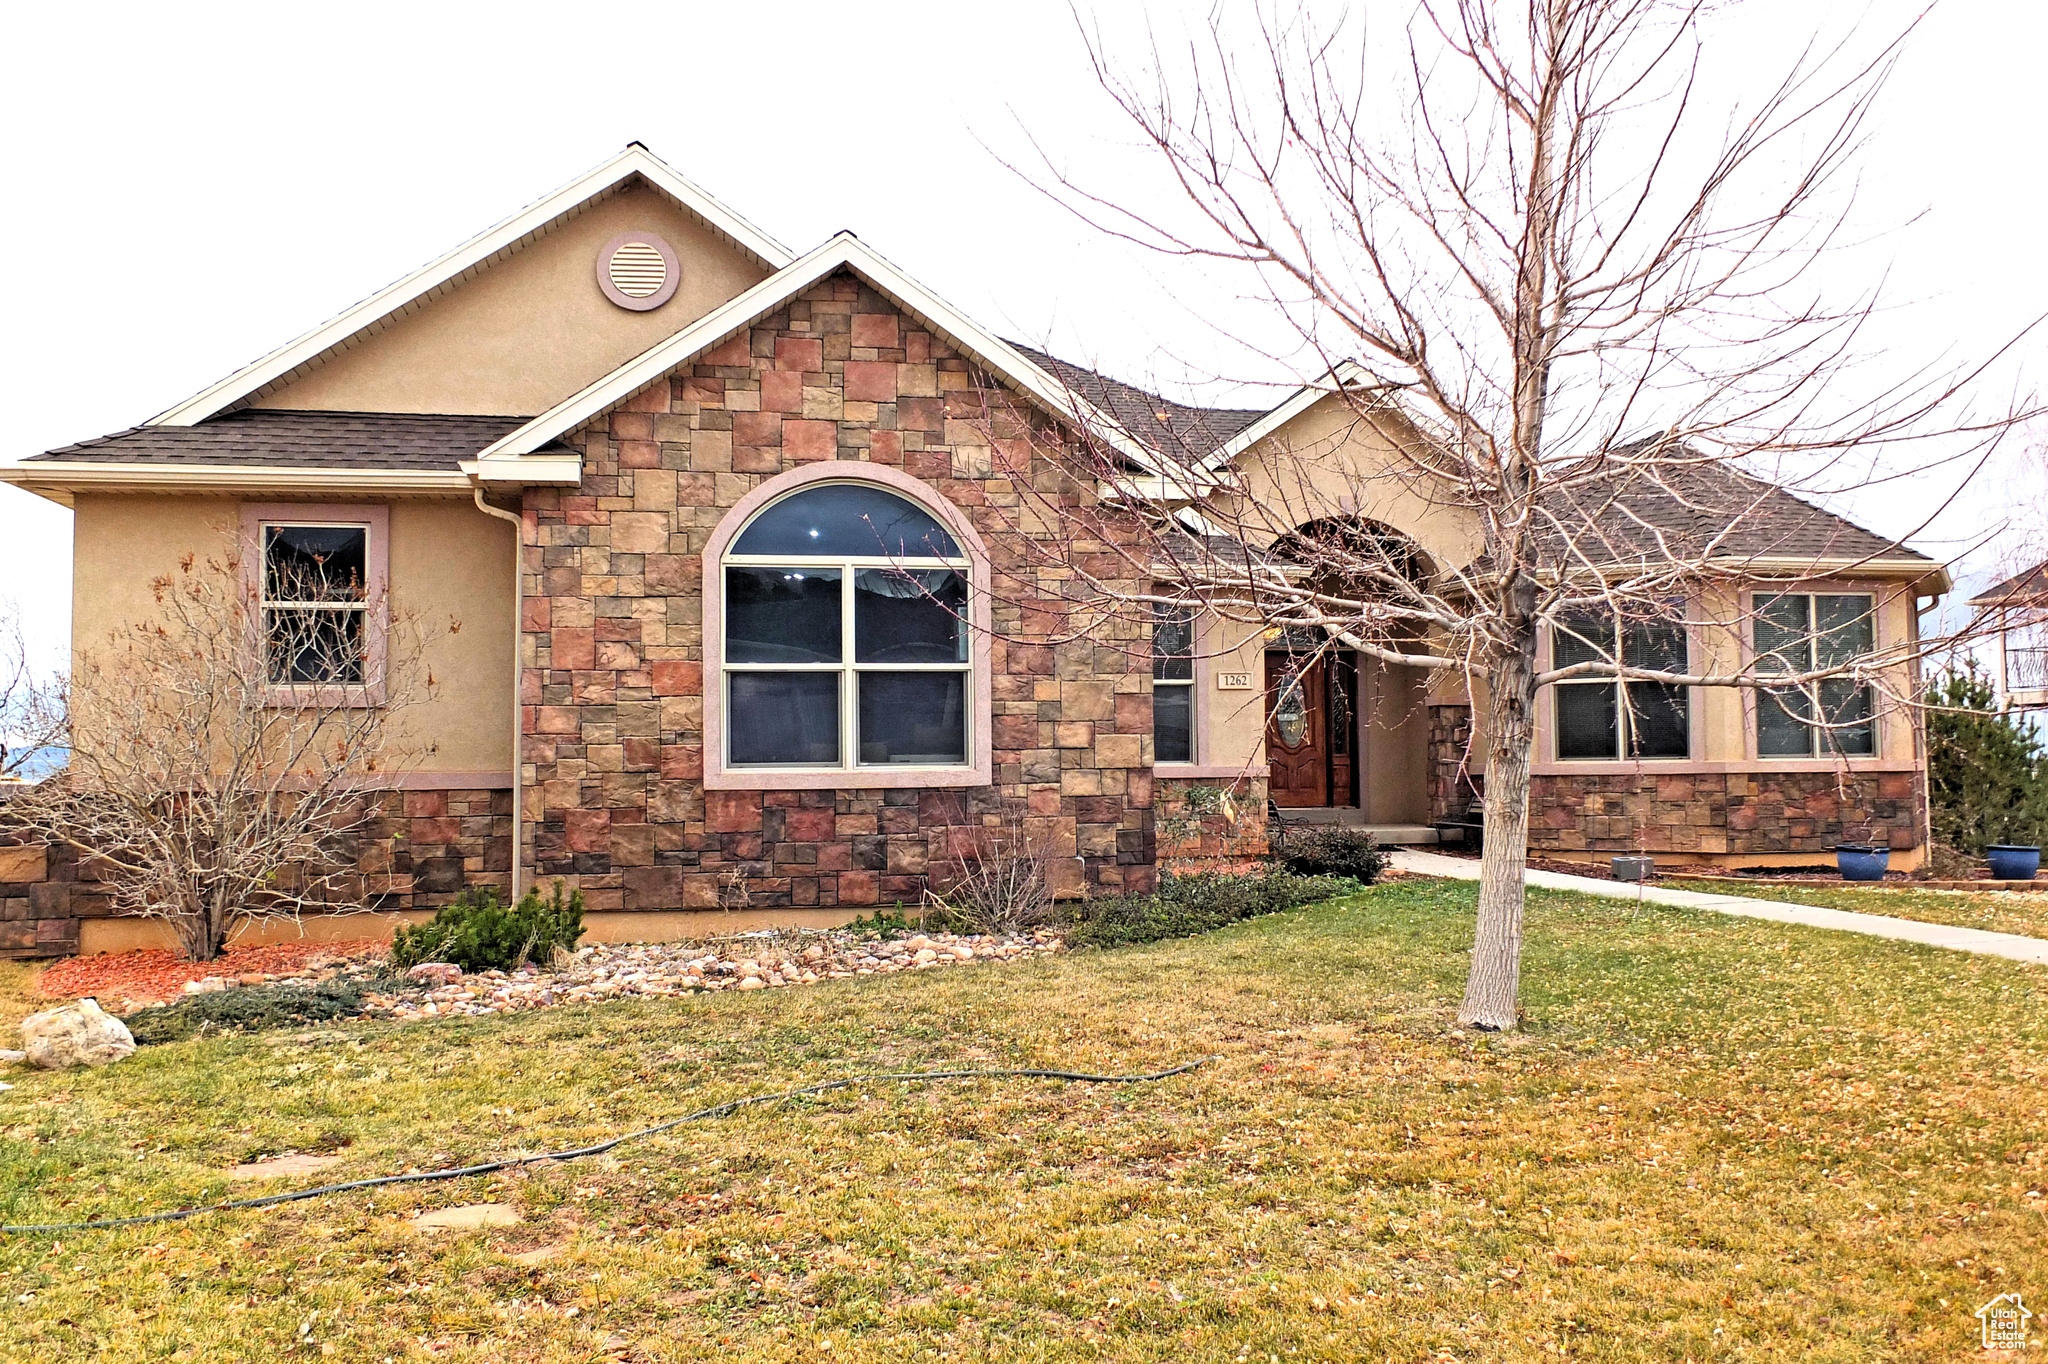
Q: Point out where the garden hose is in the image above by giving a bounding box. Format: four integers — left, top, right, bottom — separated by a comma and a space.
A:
0, 1057, 1214, 1235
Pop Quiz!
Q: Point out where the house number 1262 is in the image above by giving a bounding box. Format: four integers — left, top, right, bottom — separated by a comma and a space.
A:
1216, 671, 1254, 690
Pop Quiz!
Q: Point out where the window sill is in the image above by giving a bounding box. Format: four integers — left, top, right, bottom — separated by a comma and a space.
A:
705, 764, 990, 791
1532, 757, 1916, 776
260, 684, 387, 710
1155, 763, 1257, 781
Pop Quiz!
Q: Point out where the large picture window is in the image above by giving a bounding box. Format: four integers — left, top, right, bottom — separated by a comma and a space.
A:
1153, 604, 1195, 764
722, 483, 971, 769
1754, 592, 1876, 757
260, 521, 372, 685
1552, 611, 1690, 760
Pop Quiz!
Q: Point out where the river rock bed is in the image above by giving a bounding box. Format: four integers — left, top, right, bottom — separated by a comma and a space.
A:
363, 929, 1063, 1021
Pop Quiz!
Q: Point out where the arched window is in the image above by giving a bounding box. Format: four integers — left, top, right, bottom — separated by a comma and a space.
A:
721, 483, 972, 769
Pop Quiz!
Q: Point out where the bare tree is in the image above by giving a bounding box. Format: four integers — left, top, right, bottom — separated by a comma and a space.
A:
0, 605, 66, 782
1001, 1, 2029, 1026
10, 544, 440, 961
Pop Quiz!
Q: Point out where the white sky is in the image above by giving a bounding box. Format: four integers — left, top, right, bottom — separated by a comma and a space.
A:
2, 0, 2041, 668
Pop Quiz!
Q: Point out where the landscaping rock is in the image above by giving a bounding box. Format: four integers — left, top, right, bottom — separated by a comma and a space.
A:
21, 999, 137, 1069
404, 963, 464, 986
410, 1203, 520, 1231
0, 1050, 25, 1066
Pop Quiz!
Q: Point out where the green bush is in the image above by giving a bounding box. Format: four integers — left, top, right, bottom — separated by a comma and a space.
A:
1274, 825, 1386, 883
124, 980, 369, 1044
1926, 665, 2048, 855
389, 881, 586, 973
1064, 868, 1358, 949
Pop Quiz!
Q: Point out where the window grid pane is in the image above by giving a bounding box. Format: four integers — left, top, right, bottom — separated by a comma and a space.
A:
1553, 609, 1691, 760
1154, 684, 1193, 764
723, 492, 972, 768
1752, 593, 1876, 757
1153, 605, 1195, 682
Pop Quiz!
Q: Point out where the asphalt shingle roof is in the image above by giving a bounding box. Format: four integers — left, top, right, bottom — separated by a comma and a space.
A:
1530, 458, 1932, 568
1969, 559, 2048, 606
1006, 344, 1266, 465
27, 410, 568, 471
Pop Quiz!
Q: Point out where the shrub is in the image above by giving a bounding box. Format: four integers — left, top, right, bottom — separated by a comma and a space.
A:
1274, 825, 1386, 883
389, 881, 586, 973
124, 979, 368, 1044
925, 817, 1055, 935
1064, 868, 1358, 949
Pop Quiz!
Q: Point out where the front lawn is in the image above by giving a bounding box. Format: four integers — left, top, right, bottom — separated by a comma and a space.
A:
2, 879, 2042, 1361
1665, 878, 2048, 941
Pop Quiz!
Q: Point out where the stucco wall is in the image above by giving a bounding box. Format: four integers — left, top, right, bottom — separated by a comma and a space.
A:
70, 494, 514, 773
251, 184, 771, 416
1218, 394, 1486, 573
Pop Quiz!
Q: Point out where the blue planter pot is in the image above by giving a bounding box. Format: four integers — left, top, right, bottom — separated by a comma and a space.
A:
1986, 845, 2041, 881
1835, 843, 1890, 882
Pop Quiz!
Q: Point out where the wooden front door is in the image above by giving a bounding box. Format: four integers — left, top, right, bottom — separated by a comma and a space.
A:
1267, 652, 1329, 806
1266, 651, 1357, 807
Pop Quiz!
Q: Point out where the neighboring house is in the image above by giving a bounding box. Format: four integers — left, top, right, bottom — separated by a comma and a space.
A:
0, 146, 1951, 955
1969, 559, 2048, 710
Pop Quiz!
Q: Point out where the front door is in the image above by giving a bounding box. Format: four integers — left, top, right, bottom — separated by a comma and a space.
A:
1267, 652, 1329, 806
1266, 651, 1357, 807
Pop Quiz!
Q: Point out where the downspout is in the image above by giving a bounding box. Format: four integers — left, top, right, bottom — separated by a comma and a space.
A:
472, 483, 525, 900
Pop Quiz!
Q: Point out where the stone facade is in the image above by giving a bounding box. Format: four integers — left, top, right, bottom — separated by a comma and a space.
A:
1155, 777, 1271, 871
1428, 704, 1481, 822
517, 270, 1157, 912
1527, 769, 1925, 857
0, 789, 510, 960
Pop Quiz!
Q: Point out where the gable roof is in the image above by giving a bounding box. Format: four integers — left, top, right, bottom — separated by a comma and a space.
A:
472, 233, 1201, 481
1969, 558, 2048, 607
27, 410, 571, 471
148, 145, 794, 428
1003, 345, 1267, 465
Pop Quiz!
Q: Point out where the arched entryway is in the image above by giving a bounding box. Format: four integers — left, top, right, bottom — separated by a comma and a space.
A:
1263, 518, 1432, 825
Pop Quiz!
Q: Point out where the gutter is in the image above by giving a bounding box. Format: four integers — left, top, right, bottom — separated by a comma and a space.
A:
0, 461, 474, 506
470, 483, 527, 901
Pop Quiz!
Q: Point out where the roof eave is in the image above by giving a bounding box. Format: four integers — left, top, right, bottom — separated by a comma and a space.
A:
0, 461, 476, 505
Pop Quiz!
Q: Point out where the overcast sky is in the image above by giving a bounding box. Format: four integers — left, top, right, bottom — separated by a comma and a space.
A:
3, 0, 2041, 666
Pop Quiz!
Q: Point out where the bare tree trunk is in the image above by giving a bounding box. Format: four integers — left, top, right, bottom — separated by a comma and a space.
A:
1460, 625, 1540, 1030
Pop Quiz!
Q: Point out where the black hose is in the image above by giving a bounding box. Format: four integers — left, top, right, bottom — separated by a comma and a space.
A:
1, 1057, 1214, 1235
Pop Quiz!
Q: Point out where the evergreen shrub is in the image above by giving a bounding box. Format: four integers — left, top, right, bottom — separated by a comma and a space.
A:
389, 881, 586, 973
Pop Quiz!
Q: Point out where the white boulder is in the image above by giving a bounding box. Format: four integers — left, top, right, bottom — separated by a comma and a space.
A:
21, 999, 136, 1070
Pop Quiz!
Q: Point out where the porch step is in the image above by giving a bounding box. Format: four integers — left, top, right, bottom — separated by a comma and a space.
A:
1275, 809, 1439, 844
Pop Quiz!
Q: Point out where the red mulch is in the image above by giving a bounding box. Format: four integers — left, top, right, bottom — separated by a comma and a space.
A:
37, 939, 387, 1007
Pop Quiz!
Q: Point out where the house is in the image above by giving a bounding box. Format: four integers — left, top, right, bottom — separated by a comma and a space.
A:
1969, 559, 2048, 710
0, 146, 1952, 956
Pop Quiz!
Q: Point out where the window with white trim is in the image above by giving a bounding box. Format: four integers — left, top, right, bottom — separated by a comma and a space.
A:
1754, 592, 1876, 757
261, 522, 371, 685
1551, 611, 1691, 760
722, 483, 971, 769
1153, 604, 1195, 763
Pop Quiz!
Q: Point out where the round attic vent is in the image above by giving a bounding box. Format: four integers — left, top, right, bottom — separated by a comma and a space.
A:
597, 233, 680, 311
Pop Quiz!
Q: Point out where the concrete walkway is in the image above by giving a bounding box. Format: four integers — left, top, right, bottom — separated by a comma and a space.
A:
1388, 848, 2048, 966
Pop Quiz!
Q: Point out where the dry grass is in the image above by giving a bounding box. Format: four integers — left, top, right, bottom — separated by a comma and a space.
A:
1666, 879, 2048, 941
0, 960, 46, 1034
1, 879, 2043, 1361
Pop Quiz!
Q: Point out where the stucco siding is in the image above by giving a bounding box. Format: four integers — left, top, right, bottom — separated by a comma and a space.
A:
250, 184, 771, 416
69, 494, 513, 773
